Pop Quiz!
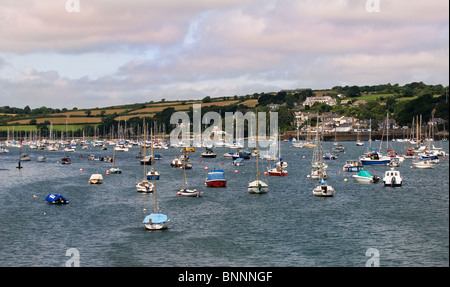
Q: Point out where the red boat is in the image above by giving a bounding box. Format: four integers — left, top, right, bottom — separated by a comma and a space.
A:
205, 169, 227, 187
267, 166, 288, 176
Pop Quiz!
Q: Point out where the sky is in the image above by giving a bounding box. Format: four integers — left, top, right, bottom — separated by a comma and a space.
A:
0, 0, 448, 109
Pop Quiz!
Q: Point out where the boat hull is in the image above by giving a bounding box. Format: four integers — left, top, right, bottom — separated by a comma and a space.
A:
143, 214, 170, 230
268, 170, 288, 176
248, 180, 268, 194
205, 180, 227, 187
313, 185, 335, 197
178, 189, 203, 197
360, 159, 391, 165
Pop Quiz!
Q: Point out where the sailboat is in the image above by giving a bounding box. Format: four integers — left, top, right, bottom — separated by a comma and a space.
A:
178, 148, 203, 197
16, 139, 23, 169
248, 111, 268, 194
310, 117, 328, 179
109, 147, 122, 174
136, 122, 154, 193
143, 129, 170, 230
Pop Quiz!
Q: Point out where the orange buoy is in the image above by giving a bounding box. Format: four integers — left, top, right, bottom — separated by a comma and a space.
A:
264, 171, 268, 175
235, 170, 238, 173
204, 167, 208, 170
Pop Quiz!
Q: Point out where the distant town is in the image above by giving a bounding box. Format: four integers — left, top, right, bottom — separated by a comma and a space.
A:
0, 82, 448, 141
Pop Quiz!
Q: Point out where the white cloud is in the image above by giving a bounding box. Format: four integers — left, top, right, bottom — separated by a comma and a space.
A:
0, 0, 448, 108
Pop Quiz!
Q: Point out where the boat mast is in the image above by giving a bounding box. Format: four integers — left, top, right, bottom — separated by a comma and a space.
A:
256, 111, 259, 182
151, 126, 158, 212
183, 148, 187, 190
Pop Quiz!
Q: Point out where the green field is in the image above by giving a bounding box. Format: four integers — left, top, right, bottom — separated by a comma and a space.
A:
0, 124, 90, 132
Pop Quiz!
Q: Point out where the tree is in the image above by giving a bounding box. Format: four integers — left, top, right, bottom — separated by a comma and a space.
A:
346, 86, 361, 98
202, 96, 211, 103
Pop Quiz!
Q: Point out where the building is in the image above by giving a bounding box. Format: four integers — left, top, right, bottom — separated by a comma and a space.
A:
303, 96, 337, 106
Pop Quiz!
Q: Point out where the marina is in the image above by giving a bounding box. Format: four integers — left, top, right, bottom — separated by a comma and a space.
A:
0, 139, 448, 266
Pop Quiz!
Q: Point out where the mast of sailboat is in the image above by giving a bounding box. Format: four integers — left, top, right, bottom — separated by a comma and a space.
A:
182, 148, 187, 190
256, 110, 260, 182
143, 119, 146, 179
151, 126, 158, 212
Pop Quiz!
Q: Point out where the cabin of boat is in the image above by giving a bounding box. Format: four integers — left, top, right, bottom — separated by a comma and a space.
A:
383, 168, 402, 187
205, 169, 227, 187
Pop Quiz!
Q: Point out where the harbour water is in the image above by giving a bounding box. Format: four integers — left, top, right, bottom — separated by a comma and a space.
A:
0, 141, 448, 267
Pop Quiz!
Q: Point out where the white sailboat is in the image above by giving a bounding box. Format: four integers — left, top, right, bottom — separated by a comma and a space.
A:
248, 111, 268, 194
178, 148, 203, 197
143, 129, 170, 230
309, 117, 328, 179
109, 147, 122, 174
136, 122, 154, 193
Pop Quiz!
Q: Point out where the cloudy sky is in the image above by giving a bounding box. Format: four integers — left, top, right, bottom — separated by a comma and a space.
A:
0, 0, 448, 109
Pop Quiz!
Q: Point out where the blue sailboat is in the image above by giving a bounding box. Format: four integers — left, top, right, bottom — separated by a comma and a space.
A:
143, 129, 169, 230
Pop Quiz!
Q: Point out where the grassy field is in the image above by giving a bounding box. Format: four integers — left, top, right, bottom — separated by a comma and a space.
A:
2, 98, 259, 128
0, 124, 88, 132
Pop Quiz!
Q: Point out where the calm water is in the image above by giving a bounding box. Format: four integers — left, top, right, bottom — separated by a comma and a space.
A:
0, 141, 448, 267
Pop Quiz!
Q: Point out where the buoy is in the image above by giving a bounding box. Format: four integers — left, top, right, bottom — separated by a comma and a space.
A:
443, 158, 446, 161
79, 168, 83, 172
199, 160, 202, 163
264, 171, 268, 175
33, 195, 37, 198
344, 178, 348, 182
88, 180, 91, 184
302, 156, 305, 159
306, 175, 311, 178
199, 155, 202, 158
106, 170, 110, 175
177, 192, 181, 196
221, 162, 223, 164
338, 171, 341, 174
235, 170, 238, 173
204, 167, 208, 170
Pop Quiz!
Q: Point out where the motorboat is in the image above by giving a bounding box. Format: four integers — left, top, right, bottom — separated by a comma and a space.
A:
20, 153, 31, 161
46, 193, 69, 204
205, 169, 227, 187
171, 158, 192, 169
359, 151, 391, 165
383, 168, 402, 187
352, 170, 380, 184
233, 158, 245, 166
61, 157, 71, 165
412, 159, 436, 169
37, 156, 46, 162
146, 168, 160, 180
89, 174, 103, 184
136, 180, 154, 193
313, 179, 335, 197
201, 148, 216, 158
323, 152, 337, 160
342, 160, 363, 172
238, 150, 251, 159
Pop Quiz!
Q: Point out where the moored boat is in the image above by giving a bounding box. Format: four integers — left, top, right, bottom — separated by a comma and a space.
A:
382, 168, 402, 187
205, 169, 227, 187
352, 170, 380, 184
313, 179, 335, 197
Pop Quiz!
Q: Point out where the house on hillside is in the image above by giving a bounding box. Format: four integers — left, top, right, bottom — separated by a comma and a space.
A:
303, 96, 337, 106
